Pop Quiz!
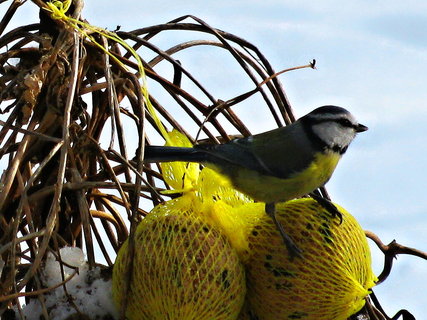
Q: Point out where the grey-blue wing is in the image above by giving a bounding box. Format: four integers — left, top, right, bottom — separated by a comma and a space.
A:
200, 125, 316, 179
196, 141, 270, 174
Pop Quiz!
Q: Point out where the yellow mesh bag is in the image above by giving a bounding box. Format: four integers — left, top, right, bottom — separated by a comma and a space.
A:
239, 199, 377, 320
112, 201, 246, 320
112, 131, 247, 320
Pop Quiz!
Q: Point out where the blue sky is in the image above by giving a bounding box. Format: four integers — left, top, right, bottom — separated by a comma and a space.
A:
5, 1, 427, 318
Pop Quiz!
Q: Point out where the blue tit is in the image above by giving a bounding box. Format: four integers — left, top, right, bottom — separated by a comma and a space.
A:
143, 105, 368, 257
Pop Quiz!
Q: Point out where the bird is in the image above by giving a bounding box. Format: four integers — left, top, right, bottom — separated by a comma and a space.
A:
142, 105, 368, 258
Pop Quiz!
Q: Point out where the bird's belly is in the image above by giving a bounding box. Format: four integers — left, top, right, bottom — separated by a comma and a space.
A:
231, 152, 341, 203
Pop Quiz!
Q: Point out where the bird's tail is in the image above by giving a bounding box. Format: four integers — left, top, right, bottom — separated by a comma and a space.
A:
143, 146, 208, 163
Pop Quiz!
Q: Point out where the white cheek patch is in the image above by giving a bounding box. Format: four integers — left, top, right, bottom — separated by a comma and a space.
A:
312, 122, 356, 148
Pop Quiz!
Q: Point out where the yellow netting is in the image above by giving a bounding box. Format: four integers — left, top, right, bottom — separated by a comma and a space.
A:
112, 199, 246, 320
238, 199, 377, 320
112, 130, 376, 320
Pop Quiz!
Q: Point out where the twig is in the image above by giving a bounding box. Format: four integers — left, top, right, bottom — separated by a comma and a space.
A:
0, 119, 63, 143
365, 230, 427, 284
369, 291, 415, 320
0, 230, 45, 255
16, 16, 82, 292
0, 270, 78, 302
119, 58, 146, 320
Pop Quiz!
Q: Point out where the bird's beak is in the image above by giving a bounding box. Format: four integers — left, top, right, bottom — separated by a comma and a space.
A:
356, 123, 368, 133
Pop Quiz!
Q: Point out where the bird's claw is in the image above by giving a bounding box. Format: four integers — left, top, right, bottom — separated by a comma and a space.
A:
310, 193, 343, 224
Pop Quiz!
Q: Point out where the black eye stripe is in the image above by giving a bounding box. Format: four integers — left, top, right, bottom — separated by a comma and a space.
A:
337, 118, 353, 127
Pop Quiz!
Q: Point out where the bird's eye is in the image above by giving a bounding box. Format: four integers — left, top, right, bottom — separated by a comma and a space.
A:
339, 118, 353, 128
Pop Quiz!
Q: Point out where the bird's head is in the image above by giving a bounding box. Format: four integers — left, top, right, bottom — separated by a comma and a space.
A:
301, 105, 368, 154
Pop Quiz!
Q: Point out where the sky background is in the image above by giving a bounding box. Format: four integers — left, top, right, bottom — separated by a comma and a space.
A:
4, 1, 427, 318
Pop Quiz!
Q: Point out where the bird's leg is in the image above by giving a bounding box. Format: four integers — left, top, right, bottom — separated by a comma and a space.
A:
309, 192, 343, 224
265, 202, 303, 259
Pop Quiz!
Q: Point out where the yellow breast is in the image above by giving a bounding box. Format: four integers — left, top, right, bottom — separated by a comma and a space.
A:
221, 151, 341, 203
